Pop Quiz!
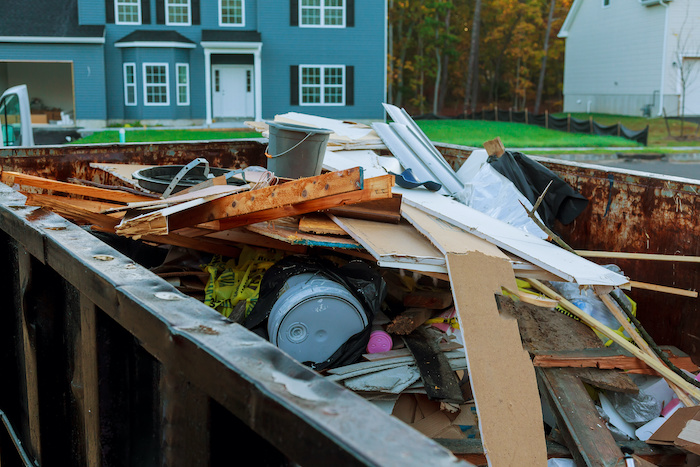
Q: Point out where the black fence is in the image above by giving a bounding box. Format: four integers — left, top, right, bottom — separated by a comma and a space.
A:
414, 109, 650, 146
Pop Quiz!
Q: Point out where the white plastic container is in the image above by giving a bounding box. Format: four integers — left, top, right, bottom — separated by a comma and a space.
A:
267, 273, 369, 365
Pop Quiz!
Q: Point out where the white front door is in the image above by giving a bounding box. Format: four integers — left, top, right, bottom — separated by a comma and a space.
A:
212, 65, 254, 119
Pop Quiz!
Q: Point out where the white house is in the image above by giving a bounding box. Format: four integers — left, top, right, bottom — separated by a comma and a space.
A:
559, 0, 700, 117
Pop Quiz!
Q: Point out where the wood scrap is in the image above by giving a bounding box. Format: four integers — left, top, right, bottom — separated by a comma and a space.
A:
193, 174, 394, 233
25, 193, 125, 217
298, 214, 348, 236
246, 218, 361, 249
532, 348, 698, 375
325, 194, 402, 224
630, 280, 698, 298
204, 228, 307, 254
576, 250, 700, 263
386, 308, 434, 335
483, 137, 505, 157
67, 177, 159, 198
102, 184, 249, 214
115, 167, 366, 237
1, 170, 153, 203
402, 327, 463, 403
363, 340, 463, 362
403, 290, 453, 310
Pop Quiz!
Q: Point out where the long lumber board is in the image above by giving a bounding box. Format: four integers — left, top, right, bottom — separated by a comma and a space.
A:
1, 170, 154, 203
396, 188, 628, 288
192, 174, 393, 233
115, 167, 364, 237
401, 196, 547, 465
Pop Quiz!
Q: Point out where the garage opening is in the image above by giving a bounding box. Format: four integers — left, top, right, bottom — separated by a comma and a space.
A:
0, 61, 74, 125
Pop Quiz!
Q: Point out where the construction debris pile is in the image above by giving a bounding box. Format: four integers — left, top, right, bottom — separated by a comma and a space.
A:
4, 104, 700, 466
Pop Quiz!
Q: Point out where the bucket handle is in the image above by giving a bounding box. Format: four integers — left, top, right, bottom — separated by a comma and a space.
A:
162, 158, 211, 198
265, 132, 314, 159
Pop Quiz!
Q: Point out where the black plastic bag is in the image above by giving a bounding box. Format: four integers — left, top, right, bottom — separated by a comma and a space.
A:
244, 256, 386, 371
488, 150, 588, 227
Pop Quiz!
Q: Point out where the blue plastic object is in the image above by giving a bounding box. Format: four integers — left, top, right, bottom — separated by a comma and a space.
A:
390, 168, 442, 191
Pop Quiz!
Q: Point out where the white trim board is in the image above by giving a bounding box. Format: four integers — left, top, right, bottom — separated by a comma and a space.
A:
397, 188, 629, 287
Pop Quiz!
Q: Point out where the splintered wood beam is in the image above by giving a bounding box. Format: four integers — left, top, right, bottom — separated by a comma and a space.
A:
192, 174, 393, 233
1, 170, 154, 203
27, 193, 241, 257
386, 308, 434, 335
25, 193, 125, 215
483, 137, 505, 157
117, 167, 366, 236
532, 349, 698, 375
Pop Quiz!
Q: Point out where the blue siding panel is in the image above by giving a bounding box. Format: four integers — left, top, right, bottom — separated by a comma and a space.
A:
78, 0, 106, 25
257, 0, 386, 119
0, 43, 106, 120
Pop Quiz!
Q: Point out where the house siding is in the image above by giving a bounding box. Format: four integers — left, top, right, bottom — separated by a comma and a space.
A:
0, 43, 106, 121
257, 0, 386, 120
78, 0, 105, 26
562, 0, 665, 115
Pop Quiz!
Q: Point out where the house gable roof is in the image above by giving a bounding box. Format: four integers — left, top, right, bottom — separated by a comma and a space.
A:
558, 0, 583, 38
0, 0, 104, 38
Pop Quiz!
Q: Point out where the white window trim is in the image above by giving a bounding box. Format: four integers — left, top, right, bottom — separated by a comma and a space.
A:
143, 62, 170, 106
123, 63, 137, 106
115, 0, 142, 25
176, 63, 190, 106
299, 65, 345, 106
602, 0, 611, 8
165, 0, 192, 26
219, 0, 245, 27
299, 0, 346, 28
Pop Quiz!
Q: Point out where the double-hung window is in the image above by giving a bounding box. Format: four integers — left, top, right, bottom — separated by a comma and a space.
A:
176, 64, 190, 106
220, 0, 244, 26
115, 0, 141, 24
124, 63, 137, 106
300, 0, 345, 27
143, 63, 169, 106
300, 65, 344, 105
166, 0, 191, 25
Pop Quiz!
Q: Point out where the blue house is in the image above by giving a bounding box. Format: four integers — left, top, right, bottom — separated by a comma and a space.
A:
0, 0, 387, 127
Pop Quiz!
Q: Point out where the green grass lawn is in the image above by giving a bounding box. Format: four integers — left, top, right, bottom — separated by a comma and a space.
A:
72, 128, 262, 144
414, 119, 636, 148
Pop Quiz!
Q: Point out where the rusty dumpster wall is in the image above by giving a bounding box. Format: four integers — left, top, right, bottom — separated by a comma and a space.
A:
0, 145, 464, 467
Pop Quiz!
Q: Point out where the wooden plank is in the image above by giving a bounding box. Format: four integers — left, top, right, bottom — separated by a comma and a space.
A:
103, 184, 249, 213
117, 167, 365, 235
538, 367, 624, 467
386, 308, 434, 335
298, 214, 348, 235
577, 250, 700, 263
330, 216, 447, 272
325, 193, 402, 223
1, 170, 153, 203
246, 218, 361, 249
630, 280, 698, 298
75, 296, 101, 466
403, 290, 453, 310
533, 349, 698, 375
25, 193, 125, 216
194, 174, 393, 232
363, 340, 463, 362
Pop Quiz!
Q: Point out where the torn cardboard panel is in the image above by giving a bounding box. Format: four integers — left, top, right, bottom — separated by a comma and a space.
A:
648, 406, 700, 455
447, 252, 547, 466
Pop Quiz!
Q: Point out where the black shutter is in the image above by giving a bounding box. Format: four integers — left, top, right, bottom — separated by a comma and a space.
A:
290, 65, 299, 106
192, 0, 200, 25
346, 0, 354, 27
345, 66, 354, 106
141, 0, 151, 24
106, 0, 114, 23
156, 0, 165, 24
290, 0, 298, 26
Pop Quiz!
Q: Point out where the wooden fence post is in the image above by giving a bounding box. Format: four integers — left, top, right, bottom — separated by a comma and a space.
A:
495, 105, 498, 122
545, 110, 549, 129
510, 107, 513, 122
525, 108, 529, 125
567, 114, 571, 133
617, 122, 621, 137
589, 116, 593, 134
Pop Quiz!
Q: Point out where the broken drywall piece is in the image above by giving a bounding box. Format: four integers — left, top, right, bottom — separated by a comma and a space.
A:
343, 365, 421, 393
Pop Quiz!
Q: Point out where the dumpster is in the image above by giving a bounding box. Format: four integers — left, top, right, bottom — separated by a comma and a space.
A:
0, 138, 698, 465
